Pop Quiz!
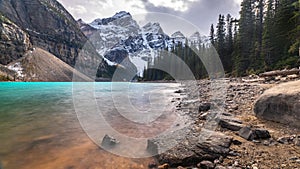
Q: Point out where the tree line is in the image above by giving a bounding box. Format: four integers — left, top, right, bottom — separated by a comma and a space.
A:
212, 0, 300, 76
142, 0, 299, 80
142, 42, 210, 81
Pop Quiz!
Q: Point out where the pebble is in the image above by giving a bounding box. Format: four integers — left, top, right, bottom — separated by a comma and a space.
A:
197, 160, 215, 169
158, 163, 169, 169
177, 166, 186, 169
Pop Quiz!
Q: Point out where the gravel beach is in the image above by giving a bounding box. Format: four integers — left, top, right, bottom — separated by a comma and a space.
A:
151, 78, 300, 169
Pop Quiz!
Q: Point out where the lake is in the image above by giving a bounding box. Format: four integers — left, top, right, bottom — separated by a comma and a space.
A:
0, 82, 180, 169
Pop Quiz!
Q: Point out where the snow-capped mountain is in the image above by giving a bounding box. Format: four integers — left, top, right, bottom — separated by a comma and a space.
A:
78, 11, 208, 76
189, 32, 210, 46
171, 31, 186, 44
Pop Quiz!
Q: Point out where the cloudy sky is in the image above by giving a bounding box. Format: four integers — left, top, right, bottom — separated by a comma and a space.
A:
57, 0, 242, 35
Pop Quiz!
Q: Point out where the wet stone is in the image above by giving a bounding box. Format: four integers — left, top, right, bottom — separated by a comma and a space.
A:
101, 134, 119, 148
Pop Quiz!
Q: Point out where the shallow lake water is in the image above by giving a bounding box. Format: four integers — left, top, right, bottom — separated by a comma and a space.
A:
0, 82, 179, 169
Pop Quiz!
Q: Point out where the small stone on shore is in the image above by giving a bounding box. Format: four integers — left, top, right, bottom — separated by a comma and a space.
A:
101, 134, 119, 148
197, 160, 215, 169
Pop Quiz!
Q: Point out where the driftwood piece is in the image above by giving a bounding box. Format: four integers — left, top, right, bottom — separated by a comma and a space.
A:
259, 69, 300, 77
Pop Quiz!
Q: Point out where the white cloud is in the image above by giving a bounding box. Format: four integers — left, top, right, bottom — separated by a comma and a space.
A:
233, 0, 242, 5
58, 0, 147, 22
68, 5, 87, 15
147, 0, 199, 12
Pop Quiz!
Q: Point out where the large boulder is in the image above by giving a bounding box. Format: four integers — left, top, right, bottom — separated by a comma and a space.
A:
147, 129, 232, 167
254, 80, 300, 127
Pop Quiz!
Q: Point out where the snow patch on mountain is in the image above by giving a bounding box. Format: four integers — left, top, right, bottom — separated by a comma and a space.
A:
8, 62, 24, 78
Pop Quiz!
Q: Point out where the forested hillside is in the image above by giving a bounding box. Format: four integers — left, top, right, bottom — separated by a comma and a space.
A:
142, 0, 300, 80
213, 0, 300, 76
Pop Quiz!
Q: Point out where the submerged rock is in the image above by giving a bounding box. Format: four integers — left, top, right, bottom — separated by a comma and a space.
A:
101, 134, 119, 148
148, 161, 158, 169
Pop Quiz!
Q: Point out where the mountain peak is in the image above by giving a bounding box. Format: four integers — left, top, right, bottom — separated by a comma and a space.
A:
142, 22, 164, 34
171, 31, 185, 38
90, 11, 133, 27
113, 11, 131, 19
77, 18, 85, 24
190, 31, 201, 38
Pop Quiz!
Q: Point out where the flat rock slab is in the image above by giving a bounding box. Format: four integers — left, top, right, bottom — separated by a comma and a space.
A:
254, 80, 300, 127
148, 129, 232, 167
219, 120, 245, 131
217, 116, 245, 131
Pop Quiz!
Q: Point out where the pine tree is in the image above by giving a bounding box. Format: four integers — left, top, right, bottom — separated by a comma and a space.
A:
225, 14, 234, 72
271, 0, 297, 68
216, 15, 228, 71
234, 0, 256, 76
252, 0, 265, 70
289, 0, 300, 56
210, 24, 215, 46
262, 0, 275, 69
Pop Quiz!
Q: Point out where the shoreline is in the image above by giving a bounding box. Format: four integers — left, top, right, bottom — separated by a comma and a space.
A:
151, 78, 300, 169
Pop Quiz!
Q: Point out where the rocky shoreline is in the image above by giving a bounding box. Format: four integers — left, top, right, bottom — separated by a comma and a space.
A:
149, 78, 300, 169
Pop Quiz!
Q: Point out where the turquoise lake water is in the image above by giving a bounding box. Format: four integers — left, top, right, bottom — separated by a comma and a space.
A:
0, 82, 179, 169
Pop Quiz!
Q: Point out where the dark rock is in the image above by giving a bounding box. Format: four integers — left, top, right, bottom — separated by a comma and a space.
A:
197, 160, 215, 169
175, 90, 184, 94
152, 129, 232, 167
199, 102, 211, 112
101, 134, 119, 148
238, 127, 253, 140
222, 112, 233, 116
232, 139, 242, 145
289, 157, 299, 161
254, 81, 300, 127
253, 128, 271, 140
238, 127, 270, 141
148, 161, 158, 169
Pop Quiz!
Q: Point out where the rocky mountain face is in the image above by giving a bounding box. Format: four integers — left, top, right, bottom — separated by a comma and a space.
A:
0, 13, 32, 65
79, 11, 208, 76
0, 0, 113, 81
